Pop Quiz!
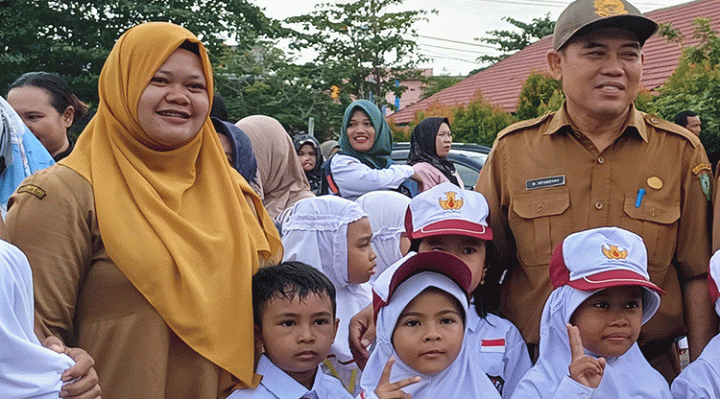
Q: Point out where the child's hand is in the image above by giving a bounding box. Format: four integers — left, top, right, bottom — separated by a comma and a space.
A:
349, 304, 375, 369
374, 357, 421, 399
42, 336, 102, 398
567, 323, 606, 388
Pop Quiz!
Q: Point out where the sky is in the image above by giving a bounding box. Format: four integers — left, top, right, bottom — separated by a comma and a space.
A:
257, 0, 687, 76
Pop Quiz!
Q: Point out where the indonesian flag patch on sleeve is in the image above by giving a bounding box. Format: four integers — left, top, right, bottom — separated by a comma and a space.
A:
480, 338, 506, 353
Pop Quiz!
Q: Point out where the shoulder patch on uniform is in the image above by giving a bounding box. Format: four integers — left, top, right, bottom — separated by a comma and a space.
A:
17, 184, 46, 199
496, 112, 552, 140
692, 163, 712, 175
644, 114, 701, 148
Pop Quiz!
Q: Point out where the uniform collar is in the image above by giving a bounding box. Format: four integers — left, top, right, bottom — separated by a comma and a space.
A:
257, 355, 321, 399
544, 102, 647, 143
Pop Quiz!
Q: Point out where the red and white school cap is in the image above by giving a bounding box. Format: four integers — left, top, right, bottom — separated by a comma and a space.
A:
372, 251, 472, 319
709, 249, 720, 316
549, 227, 664, 295
404, 182, 493, 241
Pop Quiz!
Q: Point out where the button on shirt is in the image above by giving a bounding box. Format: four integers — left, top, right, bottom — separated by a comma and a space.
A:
476, 103, 712, 346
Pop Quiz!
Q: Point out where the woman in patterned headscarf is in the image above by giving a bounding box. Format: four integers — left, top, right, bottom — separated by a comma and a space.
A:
5, 22, 282, 398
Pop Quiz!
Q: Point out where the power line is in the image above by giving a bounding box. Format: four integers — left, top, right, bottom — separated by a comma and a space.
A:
416, 34, 497, 49
418, 42, 493, 55
471, 0, 658, 8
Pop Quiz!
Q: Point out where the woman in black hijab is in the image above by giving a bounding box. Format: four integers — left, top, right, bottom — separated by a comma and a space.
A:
407, 117, 463, 191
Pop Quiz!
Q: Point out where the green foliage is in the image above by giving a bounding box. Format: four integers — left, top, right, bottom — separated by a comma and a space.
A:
451, 96, 515, 146
214, 42, 344, 140
651, 18, 720, 155
0, 0, 281, 105
421, 75, 464, 99
515, 72, 563, 121
477, 14, 555, 64
286, 0, 428, 107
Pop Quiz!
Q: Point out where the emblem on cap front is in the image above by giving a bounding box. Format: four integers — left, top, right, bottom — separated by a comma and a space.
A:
594, 0, 628, 17
602, 244, 628, 259
439, 191, 463, 210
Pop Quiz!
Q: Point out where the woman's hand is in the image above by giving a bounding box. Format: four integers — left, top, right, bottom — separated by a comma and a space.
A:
43, 336, 102, 399
349, 304, 375, 369
374, 357, 421, 399
567, 324, 605, 389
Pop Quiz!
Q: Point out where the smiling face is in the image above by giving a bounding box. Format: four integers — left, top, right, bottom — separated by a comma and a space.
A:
547, 29, 643, 124
346, 109, 376, 153
257, 292, 338, 389
570, 286, 643, 358
392, 287, 464, 375
346, 217, 377, 284
137, 47, 210, 150
7, 86, 72, 156
417, 234, 487, 291
297, 143, 317, 172
435, 122, 452, 158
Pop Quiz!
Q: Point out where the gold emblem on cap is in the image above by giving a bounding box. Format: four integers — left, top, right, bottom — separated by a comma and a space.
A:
602, 244, 628, 260
594, 0, 629, 17
439, 192, 463, 210
647, 176, 663, 190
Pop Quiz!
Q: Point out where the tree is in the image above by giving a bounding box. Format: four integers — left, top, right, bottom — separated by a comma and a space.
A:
214, 42, 344, 140
286, 0, 428, 107
477, 14, 555, 64
651, 19, 720, 156
514, 72, 563, 121
0, 0, 281, 104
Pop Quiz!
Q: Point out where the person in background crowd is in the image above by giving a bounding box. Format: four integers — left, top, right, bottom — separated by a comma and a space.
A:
407, 117, 464, 191
293, 134, 324, 195
327, 99, 420, 200
476, 0, 716, 381
320, 139, 340, 159
236, 115, 314, 221
0, 97, 54, 215
7, 72, 87, 161
674, 110, 701, 136
210, 93, 260, 194
6, 22, 282, 398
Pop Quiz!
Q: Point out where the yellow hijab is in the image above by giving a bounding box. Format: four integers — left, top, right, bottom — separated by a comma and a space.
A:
60, 22, 282, 387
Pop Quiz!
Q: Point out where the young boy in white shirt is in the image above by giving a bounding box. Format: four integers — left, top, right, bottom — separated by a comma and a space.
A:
228, 262, 353, 399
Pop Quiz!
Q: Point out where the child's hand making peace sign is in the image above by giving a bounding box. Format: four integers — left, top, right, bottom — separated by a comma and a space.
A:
566, 323, 606, 388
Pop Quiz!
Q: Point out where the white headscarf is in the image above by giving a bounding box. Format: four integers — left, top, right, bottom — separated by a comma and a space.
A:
356, 191, 409, 283
0, 239, 74, 397
361, 271, 501, 399
282, 196, 372, 363
513, 284, 670, 399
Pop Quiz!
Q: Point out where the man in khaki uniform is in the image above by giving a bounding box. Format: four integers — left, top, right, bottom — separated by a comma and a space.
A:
476, 0, 717, 381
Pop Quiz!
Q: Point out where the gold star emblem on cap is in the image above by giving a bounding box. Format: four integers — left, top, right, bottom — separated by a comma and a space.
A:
594, 0, 629, 17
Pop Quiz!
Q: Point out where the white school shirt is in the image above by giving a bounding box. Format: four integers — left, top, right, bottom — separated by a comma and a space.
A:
467, 309, 532, 399
512, 285, 671, 399
0, 239, 75, 398
282, 196, 372, 395
671, 333, 720, 399
330, 154, 414, 200
228, 355, 353, 399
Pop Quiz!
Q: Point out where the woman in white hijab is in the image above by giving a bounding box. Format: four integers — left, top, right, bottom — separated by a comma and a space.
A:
282, 196, 376, 395
356, 190, 410, 283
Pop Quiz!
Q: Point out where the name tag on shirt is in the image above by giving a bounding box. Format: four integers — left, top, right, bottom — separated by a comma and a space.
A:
526, 175, 565, 190
480, 338, 506, 353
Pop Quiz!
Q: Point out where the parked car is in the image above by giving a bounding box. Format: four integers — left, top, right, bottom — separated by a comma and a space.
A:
391, 142, 490, 190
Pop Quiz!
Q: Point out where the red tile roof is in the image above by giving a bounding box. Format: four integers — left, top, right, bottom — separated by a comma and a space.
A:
389, 0, 720, 125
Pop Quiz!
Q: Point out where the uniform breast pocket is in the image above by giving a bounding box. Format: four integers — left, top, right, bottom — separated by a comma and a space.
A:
509, 188, 570, 266
622, 196, 680, 271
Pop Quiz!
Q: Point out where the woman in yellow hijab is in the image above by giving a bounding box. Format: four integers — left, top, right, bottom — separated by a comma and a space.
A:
6, 22, 282, 398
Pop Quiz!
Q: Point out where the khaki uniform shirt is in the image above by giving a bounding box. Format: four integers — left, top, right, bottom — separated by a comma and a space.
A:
6, 164, 267, 399
476, 104, 712, 346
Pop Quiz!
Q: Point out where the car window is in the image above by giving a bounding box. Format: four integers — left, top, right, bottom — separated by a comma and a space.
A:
454, 163, 479, 190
